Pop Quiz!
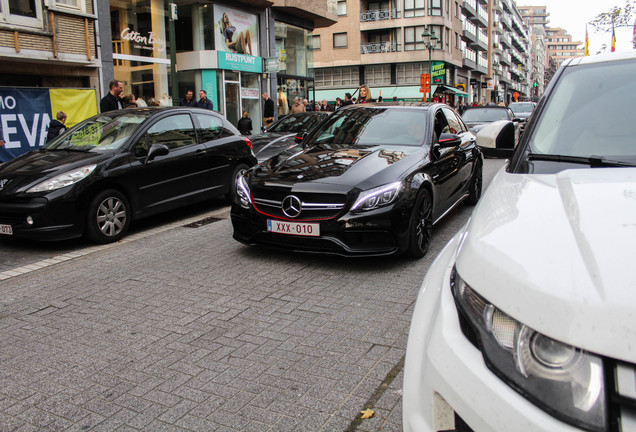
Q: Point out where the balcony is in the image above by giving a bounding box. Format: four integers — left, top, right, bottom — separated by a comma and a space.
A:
361, 41, 400, 54
462, 0, 477, 18
360, 9, 398, 22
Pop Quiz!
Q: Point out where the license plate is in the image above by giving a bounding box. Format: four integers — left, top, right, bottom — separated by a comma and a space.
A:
267, 219, 320, 237
0, 224, 13, 235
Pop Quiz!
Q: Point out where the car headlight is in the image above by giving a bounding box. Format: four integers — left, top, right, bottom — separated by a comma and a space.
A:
236, 174, 252, 208
351, 181, 402, 212
451, 268, 606, 432
27, 164, 97, 193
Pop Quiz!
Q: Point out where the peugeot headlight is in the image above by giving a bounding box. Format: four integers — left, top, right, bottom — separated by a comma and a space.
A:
236, 174, 252, 208
351, 181, 402, 212
451, 268, 606, 432
27, 164, 97, 193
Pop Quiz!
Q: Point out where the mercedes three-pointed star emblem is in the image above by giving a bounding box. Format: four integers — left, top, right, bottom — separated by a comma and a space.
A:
281, 195, 302, 218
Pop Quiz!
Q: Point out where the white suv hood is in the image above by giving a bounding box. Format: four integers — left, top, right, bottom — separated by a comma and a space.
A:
456, 167, 636, 362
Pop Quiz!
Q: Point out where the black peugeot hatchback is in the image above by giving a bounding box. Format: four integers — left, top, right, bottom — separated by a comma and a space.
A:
0, 107, 256, 243
231, 103, 483, 258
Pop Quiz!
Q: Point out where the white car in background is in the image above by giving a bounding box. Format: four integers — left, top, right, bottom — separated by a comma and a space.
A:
403, 51, 636, 432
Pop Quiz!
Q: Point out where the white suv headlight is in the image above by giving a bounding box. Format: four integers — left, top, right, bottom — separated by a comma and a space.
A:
27, 164, 97, 193
451, 268, 606, 431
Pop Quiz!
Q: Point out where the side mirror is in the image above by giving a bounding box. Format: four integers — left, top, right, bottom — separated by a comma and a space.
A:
261, 125, 267, 132
438, 132, 462, 148
295, 132, 308, 145
475, 120, 515, 157
145, 143, 169, 164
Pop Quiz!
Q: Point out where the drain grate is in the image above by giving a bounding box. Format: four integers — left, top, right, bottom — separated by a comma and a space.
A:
183, 217, 223, 228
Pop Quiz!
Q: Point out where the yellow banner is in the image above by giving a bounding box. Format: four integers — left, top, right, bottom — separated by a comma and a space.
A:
49, 89, 98, 129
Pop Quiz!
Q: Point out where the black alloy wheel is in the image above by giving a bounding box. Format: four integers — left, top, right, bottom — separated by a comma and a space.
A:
407, 188, 433, 258
467, 161, 483, 205
85, 189, 131, 243
225, 163, 249, 204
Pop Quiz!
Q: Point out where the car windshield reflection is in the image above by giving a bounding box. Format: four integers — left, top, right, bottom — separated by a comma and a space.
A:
462, 108, 509, 122
268, 113, 328, 133
528, 59, 636, 162
306, 109, 430, 147
44, 113, 149, 152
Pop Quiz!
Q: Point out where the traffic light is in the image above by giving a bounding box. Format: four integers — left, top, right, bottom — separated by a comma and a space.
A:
533, 81, 538, 88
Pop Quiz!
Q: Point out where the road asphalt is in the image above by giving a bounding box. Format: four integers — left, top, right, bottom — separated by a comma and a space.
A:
0, 159, 505, 431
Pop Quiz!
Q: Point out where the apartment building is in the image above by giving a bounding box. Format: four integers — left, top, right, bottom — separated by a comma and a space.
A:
545, 27, 584, 68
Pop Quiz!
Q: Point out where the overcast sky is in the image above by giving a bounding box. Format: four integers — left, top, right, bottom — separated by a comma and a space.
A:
518, 0, 635, 54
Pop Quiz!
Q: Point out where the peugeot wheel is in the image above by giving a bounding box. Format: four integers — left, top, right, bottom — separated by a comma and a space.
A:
407, 189, 433, 259
467, 161, 483, 205
85, 189, 131, 243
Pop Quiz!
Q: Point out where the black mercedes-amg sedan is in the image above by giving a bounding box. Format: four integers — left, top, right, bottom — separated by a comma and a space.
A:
0, 107, 256, 243
231, 103, 482, 258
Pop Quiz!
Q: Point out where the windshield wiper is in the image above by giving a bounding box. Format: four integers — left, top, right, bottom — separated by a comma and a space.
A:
527, 153, 636, 168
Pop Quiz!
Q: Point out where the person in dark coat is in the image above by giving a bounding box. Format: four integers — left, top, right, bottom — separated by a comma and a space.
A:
180, 90, 196, 107
237, 111, 252, 135
100, 79, 123, 113
342, 93, 354, 106
47, 111, 67, 143
196, 90, 214, 110
262, 92, 275, 127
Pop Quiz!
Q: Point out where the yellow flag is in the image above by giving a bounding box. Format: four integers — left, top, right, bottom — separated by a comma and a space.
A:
584, 24, 589, 56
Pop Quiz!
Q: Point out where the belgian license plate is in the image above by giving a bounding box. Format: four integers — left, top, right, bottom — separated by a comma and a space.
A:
0, 224, 13, 235
267, 220, 320, 237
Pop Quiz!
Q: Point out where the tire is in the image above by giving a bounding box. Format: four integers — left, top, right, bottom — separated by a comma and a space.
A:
407, 188, 433, 259
225, 163, 249, 204
85, 189, 131, 243
466, 161, 483, 205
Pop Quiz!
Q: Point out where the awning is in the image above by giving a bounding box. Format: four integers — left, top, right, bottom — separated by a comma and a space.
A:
434, 84, 469, 97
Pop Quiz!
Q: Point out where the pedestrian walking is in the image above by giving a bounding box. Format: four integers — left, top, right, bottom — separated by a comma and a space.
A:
46, 111, 67, 143
262, 92, 275, 127
121, 94, 137, 108
100, 79, 123, 113
237, 111, 252, 135
196, 90, 214, 110
342, 93, 354, 106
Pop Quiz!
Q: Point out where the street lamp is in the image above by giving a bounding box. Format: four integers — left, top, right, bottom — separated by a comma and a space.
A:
421, 27, 438, 102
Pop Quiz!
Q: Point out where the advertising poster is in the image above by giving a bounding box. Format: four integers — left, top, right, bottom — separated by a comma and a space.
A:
214, 5, 259, 61
0, 88, 97, 162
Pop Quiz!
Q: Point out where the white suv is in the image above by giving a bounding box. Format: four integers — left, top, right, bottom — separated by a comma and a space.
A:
403, 51, 636, 432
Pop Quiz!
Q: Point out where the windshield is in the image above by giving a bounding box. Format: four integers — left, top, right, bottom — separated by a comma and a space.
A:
304, 108, 430, 147
268, 113, 328, 133
508, 102, 534, 114
44, 113, 149, 152
528, 58, 636, 162
462, 108, 510, 122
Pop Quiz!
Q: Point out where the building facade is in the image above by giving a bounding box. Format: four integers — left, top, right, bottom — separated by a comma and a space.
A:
312, 0, 532, 107
545, 27, 584, 68
101, 0, 336, 132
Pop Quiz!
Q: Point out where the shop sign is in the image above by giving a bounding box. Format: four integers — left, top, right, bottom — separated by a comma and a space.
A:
217, 51, 263, 73
120, 28, 166, 53
486, 79, 494, 90
264, 57, 280, 73
431, 61, 446, 84
241, 88, 260, 99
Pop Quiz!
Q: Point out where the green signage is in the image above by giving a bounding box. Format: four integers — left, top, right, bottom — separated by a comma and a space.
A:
431, 61, 446, 85
217, 51, 262, 73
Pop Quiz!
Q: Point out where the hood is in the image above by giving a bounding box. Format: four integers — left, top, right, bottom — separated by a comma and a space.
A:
254, 143, 424, 188
249, 133, 298, 162
0, 149, 109, 194
466, 122, 489, 134
456, 167, 636, 362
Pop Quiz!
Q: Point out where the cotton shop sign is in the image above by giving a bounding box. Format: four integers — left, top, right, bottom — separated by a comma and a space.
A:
120, 28, 166, 52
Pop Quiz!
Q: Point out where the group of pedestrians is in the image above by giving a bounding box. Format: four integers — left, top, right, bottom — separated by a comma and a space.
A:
99, 79, 216, 114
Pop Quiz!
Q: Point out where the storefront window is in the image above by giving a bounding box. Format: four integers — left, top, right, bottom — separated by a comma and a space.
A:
275, 22, 313, 77
111, 0, 171, 105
